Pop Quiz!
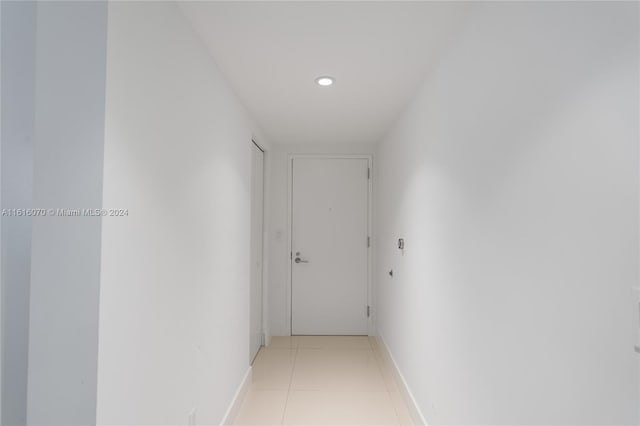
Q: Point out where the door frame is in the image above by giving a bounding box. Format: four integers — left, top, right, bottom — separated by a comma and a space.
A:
250, 139, 265, 363
286, 154, 373, 336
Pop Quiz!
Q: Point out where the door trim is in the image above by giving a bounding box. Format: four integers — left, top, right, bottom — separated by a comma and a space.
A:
250, 140, 265, 363
286, 154, 373, 336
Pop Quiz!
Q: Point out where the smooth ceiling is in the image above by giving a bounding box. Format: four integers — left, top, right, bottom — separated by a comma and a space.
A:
180, 1, 468, 145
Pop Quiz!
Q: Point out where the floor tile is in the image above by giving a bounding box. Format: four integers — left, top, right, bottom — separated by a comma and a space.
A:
372, 352, 400, 393
291, 349, 386, 391
297, 335, 372, 350
389, 391, 414, 425
368, 336, 380, 351
250, 348, 297, 390
232, 337, 415, 426
233, 389, 288, 426
268, 336, 299, 349
379, 368, 401, 393
283, 390, 399, 425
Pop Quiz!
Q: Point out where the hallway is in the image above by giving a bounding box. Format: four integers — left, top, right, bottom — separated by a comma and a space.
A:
232, 336, 412, 425
1, 1, 639, 425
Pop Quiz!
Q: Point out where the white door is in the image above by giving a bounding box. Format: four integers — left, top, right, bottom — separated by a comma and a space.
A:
249, 142, 264, 363
291, 157, 369, 335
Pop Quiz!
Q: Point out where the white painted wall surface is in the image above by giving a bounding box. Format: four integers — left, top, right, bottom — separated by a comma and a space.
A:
267, 143, 375, 337
1, 2, 3, 422
26, 2, 108, 424
97, 2, 268, 424
0, 2, 35, 424
375, 2, 639, 424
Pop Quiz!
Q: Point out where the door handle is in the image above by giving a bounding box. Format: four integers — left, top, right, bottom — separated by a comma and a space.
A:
294, 257, 309, 264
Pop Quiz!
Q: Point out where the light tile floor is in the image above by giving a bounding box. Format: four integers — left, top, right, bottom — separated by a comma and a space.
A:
232, 336, 414, 426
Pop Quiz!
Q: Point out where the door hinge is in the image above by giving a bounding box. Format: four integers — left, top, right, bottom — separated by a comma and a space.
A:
290, 251, 292, 260
367, 168, 370, 179
367, 236, 370, 248
367, 305, 370, 318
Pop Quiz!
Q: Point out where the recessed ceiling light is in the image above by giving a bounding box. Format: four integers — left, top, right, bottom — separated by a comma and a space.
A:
315, 76, 334, 87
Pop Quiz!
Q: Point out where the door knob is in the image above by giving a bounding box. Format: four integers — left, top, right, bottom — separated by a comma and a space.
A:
295, 257, 309, 264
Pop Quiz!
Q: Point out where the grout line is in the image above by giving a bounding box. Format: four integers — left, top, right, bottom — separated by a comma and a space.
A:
272, 337, 402, 425
281, 389, 392, 393
370, 345, 405, 425
371, 346, 394, 393
280, 345, 298, 426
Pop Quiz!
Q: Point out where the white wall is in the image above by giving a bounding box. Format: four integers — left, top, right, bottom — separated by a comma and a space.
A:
267, 143, 376, 337
375, 2, 639, 424
0, 5, 2, 420
1, 2, 4, 422
97, 2, 269, 424
0, 2, 35, 424
26, 2, 108, 425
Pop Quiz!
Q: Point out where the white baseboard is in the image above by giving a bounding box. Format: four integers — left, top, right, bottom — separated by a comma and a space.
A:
373, 335, 427, 426
221, 367, 252, 426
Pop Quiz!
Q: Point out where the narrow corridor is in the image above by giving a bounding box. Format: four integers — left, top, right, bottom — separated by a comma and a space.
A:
232, 336, 413, 425
3, 2, 638, 424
